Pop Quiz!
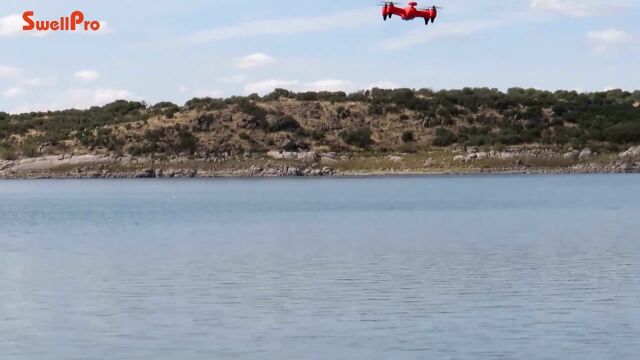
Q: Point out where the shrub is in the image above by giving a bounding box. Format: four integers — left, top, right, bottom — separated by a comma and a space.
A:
310, 129, 326, 141
340, 128, 372, 148
185, 97, 226, 111
433, 128, 457, 147
0, 143, 17, 160
269, 115, 301, 132
176, 129, 199, 154
401, 130, 414, 143
20, 137, 41, 157
604, 122, 640, 143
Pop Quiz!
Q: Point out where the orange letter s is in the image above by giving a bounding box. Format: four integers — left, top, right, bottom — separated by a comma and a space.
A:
22, 11, 34, 30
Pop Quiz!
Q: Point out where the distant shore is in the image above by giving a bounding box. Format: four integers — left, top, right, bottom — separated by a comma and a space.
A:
2, 146, 639, 180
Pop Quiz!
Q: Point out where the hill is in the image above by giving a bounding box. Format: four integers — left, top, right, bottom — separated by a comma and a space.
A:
1, 87, 640, 178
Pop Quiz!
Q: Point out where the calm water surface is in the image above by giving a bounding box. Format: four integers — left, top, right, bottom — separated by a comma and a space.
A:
1, 175, 639, 360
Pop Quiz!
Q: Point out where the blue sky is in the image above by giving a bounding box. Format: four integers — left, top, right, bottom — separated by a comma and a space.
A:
1, 0, 639, 112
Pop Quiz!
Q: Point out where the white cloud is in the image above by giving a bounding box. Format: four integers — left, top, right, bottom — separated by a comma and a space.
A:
185, 8, 376, 44
530, 0, 633, 17
74, 70, 101, 82
245, 79, 402, 95
301, 79, 357, 92
3, 87, 24, 98
245, 79, 299, 95
193, 89, 224, 98
21, 77, 45, 86
0, 13, 52, 38
236, 53, 275, 69
0, 64, 21, 78
65, 88, 138, 109
93, 21, 112, 34
531, 0, 593, 17
367, 81, 401, 89
587, 29, 632, 53
382, 19, 512, 50
220, 74, 248, 84
0, 14, 22, 38
8, 87, 137, 113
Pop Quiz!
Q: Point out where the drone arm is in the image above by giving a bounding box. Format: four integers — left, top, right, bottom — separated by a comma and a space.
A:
415, 9, 435, 21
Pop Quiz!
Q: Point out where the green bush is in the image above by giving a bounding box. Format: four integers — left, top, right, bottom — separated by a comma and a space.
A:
0, 143, 17, 160
340, 128, 372, 148
605, 122, 640, 143
433, 128, 457, 147
20, 137, 41, 157
269, 115, 301, 132
401, 130, 414, 143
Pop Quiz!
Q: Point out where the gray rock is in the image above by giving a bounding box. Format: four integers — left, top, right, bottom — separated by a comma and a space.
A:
619, 161, 636, 173
135, 168, 155, 178
297, 151, 319, 163
265, 114, 280, 127
286, 167, 301, 176
579, 148, 593, 160
476, 152, 488, 160
619, 145, 640, 159
563, 150, 580, 160
320, 157, 338, 166
424, 158, 436, 167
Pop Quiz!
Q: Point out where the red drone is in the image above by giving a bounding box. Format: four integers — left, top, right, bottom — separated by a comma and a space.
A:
380, 2, 442, 25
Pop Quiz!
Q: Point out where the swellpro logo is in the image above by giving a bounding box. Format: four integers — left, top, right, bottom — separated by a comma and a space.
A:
22, 11, 101, 32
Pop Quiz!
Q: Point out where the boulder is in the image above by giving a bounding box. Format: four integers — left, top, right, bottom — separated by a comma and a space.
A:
497, 152, 515, 160
453, 155, 465, 162
476, 152, 488, 160
387, 156, 403, 163
281, 140, 298, 152
220, 113, 233, 123
320, 157, 338, 166
238, 114, 260, 129
134, 168, 155, 178
297, 151, 319, 163
286, 167, 302, 176
619, 146, 640, 159
321, 167, 333, 175
267, 150, 284, 159
265, 114, 280, 127
579, 148, 593, 160
424, 158, 436, 167
563, 150, 580, 160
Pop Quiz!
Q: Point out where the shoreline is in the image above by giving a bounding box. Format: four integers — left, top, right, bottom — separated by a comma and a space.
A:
2, 166, 638, 180
2, 146, 639, 180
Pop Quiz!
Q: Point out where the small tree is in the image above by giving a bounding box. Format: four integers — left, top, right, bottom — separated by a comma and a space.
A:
401, 130, 414, 143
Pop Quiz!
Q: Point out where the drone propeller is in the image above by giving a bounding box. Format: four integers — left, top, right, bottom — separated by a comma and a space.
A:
418, 5, 444, 10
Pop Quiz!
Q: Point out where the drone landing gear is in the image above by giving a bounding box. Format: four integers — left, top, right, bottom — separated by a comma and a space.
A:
424, 18, 429, 25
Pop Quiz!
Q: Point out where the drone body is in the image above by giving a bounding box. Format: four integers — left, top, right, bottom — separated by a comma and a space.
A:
381, 2, 440, 25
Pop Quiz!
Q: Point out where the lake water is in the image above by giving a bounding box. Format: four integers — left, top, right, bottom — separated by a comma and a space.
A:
1, 175, 639, 360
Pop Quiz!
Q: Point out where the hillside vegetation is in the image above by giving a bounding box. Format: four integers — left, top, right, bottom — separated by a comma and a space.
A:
1, 87, 640, 160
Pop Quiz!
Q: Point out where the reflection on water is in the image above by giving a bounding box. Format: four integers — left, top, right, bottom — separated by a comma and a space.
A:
1, 175, 639, 360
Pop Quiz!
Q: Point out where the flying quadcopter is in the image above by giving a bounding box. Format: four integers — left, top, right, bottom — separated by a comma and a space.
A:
379, 1, 442, 25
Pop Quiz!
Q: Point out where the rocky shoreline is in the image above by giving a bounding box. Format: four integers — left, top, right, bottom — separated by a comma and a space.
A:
1, 146, 639, 180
